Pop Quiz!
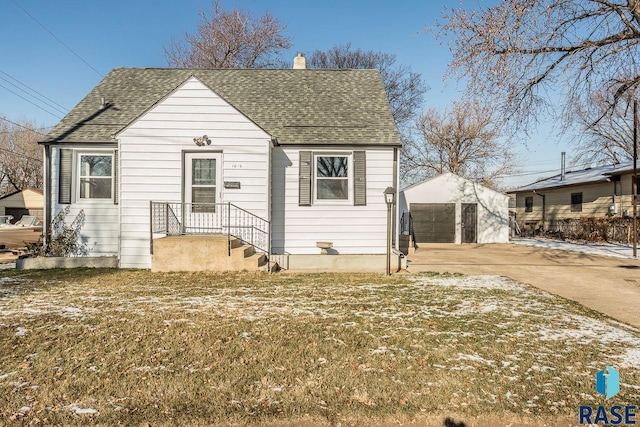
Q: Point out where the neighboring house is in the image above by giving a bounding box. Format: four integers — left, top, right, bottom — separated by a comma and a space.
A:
0, 188, 43, 223
39, 66, 401, 270
399, 173, 510, 249
508, 161, 637, 228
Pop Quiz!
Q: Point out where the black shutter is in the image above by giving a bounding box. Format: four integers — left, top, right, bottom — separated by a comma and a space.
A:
113, 149, 119, 205
354, 150, 366, 206
299, 151, 312, 206
58, 148, 72, 204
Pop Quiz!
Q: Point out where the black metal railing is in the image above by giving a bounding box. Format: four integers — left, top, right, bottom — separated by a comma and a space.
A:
150, 201, 270, 255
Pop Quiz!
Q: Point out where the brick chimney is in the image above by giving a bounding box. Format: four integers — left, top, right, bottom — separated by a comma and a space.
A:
293, 53, 306, 69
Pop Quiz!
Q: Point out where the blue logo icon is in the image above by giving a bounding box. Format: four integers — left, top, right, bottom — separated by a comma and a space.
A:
596, 366, 620, 399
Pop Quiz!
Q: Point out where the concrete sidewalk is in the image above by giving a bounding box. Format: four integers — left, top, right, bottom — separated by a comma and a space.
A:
407, 243, 640, 328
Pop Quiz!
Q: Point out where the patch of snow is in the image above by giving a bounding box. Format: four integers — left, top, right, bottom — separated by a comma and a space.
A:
371, 347, 388, 355
14, 327, 27, 337
513, 238, 637, 259
0, 277, 31, 285
0, 371, 17, 380
419, 275, 526, 291
456, 353, 494, 365
68, 404, 98, 415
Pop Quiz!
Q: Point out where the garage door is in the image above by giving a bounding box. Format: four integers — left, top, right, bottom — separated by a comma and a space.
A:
410, 203, 455, 243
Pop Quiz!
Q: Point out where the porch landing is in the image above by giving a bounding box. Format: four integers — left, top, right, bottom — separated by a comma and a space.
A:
151, 235, 266, 272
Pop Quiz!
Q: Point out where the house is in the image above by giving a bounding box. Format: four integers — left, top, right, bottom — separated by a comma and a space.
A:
399, 173, 510, 250
0, 188, 43, 223
39, 65, 402, 271
508, 160, 637, 229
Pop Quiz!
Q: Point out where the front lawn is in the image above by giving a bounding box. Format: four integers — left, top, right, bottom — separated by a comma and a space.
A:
0, 270, 638, 426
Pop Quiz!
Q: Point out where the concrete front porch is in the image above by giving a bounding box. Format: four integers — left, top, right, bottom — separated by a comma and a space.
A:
151, 235, 267, 272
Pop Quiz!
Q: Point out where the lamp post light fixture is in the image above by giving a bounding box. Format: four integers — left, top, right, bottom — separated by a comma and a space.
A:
383, 186, 395, 275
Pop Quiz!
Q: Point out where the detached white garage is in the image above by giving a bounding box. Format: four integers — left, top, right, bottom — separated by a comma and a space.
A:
399, 173, 509, 245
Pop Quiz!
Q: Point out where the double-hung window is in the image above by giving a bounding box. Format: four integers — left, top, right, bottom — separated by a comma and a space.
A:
298, 150, 366, 207
315, 155, 350, 201
78, 153, 113, 200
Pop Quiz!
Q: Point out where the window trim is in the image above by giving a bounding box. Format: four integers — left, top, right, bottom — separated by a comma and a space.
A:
524, 196, 533, 213
313, 152, 353, 205
571, 192, 583, 212
76, 151, 114, 202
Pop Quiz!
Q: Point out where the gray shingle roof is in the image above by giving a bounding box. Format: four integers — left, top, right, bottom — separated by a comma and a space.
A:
508, 161, 634, 193
41, 68, 401, 146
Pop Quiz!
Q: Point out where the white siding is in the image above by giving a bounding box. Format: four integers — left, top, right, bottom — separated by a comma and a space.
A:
400, 173, 510, 244
118, 77, 270, 268
271, 147, 395, 254
49, 146, 120, 256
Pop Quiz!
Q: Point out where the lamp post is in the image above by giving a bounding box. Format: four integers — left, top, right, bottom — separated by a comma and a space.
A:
384, 187, 395, 275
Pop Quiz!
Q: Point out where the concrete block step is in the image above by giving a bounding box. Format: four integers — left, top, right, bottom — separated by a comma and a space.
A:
229, 236, 243, 249
243, 253, 266, 271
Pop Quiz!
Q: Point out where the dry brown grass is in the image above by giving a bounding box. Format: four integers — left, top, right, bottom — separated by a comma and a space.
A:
0, 269, 638, 426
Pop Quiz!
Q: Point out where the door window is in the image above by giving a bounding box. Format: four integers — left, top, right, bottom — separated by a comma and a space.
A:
191, 158, 217, 213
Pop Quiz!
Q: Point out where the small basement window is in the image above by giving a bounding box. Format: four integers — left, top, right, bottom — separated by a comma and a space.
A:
571, 192, 583, 212
525, 196, 533, 213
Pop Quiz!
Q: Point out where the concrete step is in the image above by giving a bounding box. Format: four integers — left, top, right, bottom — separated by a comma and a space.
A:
242, 252, 266, 271
152, 235, 266, 272
259, 260, 280, 272
229, 236, 242, 249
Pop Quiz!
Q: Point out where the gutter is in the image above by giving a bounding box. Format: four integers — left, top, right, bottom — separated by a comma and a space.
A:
43, 144, 51, 245
533, 190, 546, 230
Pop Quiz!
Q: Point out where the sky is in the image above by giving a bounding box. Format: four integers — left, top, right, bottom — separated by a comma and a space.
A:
0, 0, 573, 188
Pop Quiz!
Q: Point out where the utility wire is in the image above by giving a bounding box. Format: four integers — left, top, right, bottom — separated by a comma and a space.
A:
498, 168, 559, 178
0, 145, 41, 163
0, 116, 48, 137
0, 76, 67, 116
11, 0, 104, 78
0, 70, 69, 114
0, 118, 45, 162
0, 82, 63, 119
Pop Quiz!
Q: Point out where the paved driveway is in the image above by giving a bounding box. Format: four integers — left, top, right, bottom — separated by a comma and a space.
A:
407, 243, 640, 328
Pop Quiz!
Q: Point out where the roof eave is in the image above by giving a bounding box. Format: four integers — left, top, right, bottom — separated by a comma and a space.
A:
508, 178, 612, 194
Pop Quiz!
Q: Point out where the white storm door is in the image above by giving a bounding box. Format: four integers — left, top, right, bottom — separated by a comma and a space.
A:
184, 152, 223, 233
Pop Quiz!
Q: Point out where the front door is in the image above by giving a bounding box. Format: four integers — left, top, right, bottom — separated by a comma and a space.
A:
184, 152, 223, 233
461, 203, 477, 243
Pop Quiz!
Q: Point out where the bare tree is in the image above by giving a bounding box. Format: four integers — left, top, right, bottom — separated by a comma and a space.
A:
438, 1, 640, 133
0, 118, 43, 195
573, 93, 635, 165
165, 1, 292, 69
308, 43, 428, 129
402, 101, 516, 189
